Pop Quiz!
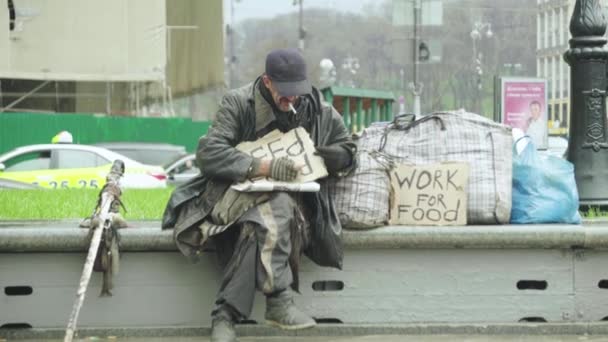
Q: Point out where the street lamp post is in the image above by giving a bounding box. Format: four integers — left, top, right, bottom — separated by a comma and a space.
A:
409, 0, 422, 116
294, 0, 305, 51
227, 0, 238, 89
563, 0, 608, 205
470, 21, 493, 113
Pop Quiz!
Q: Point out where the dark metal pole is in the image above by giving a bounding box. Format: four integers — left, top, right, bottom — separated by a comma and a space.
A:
411, 0, 422, 116
229, 0, 237, 89
564, 0, 608, 205
298, 0, 305, 51
413, 0, 419, 88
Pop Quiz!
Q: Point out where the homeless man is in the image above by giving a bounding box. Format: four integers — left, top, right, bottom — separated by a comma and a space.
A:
161, 48, 357, 342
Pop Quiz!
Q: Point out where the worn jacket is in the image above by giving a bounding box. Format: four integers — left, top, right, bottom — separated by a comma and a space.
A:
162, 77, 356, 269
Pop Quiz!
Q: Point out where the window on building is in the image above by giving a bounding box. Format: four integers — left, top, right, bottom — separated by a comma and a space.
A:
561, 7, 567, 45
546, 11, 551, 47
553, 56, 558, 99
537, 13, 541, 48
548, 58, 553, 99
555, 64, 561, 99
564, 66, 569, 98
539, 13, 545, 49
558, 8, 563, 45
547, 11, 555, 47
562, 103, 568, 128
552, 10, 558, 47
8, 0, 15, 31
565, 5, 571, 40
560, 61, 570, 97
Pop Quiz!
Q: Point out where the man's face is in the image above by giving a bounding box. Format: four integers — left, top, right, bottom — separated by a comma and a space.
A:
530, 103, 541, 120
263, 75, 299, 112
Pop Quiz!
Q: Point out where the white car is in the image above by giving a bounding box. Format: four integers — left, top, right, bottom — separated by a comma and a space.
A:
0, 144, 167, 189
164, 154, 200, 186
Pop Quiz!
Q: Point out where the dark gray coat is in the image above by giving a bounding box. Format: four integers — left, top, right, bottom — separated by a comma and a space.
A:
162, 77, 356, 269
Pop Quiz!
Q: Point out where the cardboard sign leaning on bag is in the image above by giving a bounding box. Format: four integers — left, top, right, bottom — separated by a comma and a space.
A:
389, 162, 469, 226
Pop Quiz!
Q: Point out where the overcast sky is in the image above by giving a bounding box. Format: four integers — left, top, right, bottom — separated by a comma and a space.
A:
223, 0, 372, 24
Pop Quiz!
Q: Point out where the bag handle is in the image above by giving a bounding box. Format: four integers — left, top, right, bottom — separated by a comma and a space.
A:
513, 135, 533, 156
379, 114, 447, 152
392, 113, 416, 130
368, 150, 396, 170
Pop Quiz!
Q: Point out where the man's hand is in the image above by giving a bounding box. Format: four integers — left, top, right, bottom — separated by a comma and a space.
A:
269, 157, 300, 181
248, 157, 299, 181
315, 144, 352, 173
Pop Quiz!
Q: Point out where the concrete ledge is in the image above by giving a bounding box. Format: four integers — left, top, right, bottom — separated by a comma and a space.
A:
3, 322, 608, 340
4, 221, 608, 330
341, 225, 587, 249
0, 220, 602, 252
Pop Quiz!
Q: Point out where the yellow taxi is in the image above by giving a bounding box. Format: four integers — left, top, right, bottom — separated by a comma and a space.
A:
0, 144, 167, 189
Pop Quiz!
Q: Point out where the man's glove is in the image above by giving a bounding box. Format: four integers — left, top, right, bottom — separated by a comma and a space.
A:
270, 157, 299, 181
315, 144, 352, 173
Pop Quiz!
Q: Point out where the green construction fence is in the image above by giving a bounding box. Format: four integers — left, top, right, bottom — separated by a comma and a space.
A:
0, 113, 211, 155
321, 86, 395, 133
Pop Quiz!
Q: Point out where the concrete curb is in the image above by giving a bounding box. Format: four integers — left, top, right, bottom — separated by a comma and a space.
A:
0, 221, 603, 252
3, 323, 608, 340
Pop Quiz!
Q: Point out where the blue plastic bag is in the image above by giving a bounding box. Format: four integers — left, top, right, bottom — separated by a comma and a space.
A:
511, 139, 581, 224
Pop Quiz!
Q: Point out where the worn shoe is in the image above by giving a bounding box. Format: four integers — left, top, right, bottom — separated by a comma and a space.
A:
265, 290, 316, 330
210, 315, 237, 342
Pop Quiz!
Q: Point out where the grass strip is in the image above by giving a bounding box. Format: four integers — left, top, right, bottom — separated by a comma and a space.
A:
2, 189, 602, 221
0, 188, 173, 220
582, 206, 608, 218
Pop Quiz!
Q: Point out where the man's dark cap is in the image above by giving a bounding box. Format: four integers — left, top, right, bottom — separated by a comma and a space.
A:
265, 48, 311, 97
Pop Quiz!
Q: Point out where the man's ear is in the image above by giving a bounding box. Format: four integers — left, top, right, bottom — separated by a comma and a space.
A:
262, 74, 271, 88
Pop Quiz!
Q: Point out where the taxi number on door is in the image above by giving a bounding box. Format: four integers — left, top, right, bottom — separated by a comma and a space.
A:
32, 179, 100, 189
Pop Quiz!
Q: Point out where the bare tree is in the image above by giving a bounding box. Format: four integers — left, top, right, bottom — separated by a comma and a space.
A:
229, 0, 537, 117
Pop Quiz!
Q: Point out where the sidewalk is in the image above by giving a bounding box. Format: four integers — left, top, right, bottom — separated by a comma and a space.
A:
6, 322, 608, 340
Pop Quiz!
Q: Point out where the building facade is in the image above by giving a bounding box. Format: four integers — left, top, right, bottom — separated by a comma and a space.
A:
537, 0, 572, 136
0, 0, 224, 120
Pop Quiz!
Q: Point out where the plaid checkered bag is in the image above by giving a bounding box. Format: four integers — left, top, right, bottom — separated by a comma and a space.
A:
375, 110, 513, 224
330, 150, 393, 228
